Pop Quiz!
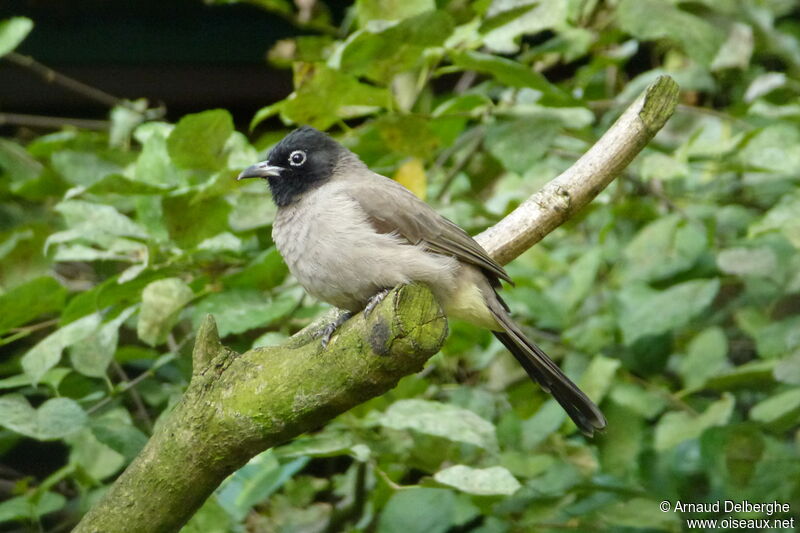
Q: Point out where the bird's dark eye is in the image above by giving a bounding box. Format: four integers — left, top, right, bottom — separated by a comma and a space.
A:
289, 150, 307, 167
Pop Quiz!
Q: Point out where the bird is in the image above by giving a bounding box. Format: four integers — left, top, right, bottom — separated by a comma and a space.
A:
237, 126, 606, 436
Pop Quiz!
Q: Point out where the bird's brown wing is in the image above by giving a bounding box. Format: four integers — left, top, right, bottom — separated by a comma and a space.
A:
345, 175, 512, 284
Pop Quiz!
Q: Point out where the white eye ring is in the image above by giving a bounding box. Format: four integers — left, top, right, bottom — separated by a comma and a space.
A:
289, 150, 307, 167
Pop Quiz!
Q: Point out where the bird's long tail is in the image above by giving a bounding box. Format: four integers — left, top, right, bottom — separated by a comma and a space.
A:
488, 294, 607, 436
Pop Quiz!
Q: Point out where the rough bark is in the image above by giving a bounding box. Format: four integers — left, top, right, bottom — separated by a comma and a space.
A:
74, 75, 679, 533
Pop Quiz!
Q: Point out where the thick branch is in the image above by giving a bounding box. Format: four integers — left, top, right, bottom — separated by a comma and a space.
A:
75, 284, 446, 533
74, 76, 679, 533
476, 75, 680, 264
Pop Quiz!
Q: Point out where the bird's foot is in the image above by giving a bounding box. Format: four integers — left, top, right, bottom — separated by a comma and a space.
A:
363, 289, 391, 318
318, 310, 353, 349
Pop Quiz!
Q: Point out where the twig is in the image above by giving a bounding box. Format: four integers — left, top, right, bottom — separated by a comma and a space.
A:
86, 359, 168, 416
325, 461, 367, 533
435, 135, 484, 202
431, 126, 484, 201
5, 52, 124, 108
0, 112, 109, 131
0, 318, 60, 347
453, 70, 477, 94
111, 362, 153, 432
372, 462, 404, 491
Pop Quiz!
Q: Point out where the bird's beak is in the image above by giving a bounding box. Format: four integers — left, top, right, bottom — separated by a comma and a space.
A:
237, 162, 283, 180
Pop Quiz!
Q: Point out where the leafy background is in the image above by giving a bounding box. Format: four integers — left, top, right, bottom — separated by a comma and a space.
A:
1, 0, 800, 531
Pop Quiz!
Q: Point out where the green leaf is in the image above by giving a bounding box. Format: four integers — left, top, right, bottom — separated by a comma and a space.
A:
617, 279, 720, 345
378, 399, 498, 450
579, 355, 620, 403
190, 290, 296, 337
774, 352, 800, 385
356, 0, 434, 23
378, 488, 476, 533
90, 416, 148, 461
0, 394, 87, 440
0, 276, 67, 335
679, 327, 730, 390
223, 247, 288, 291
337, 11, 455, 82
216, 450, 308, 521
654, 394, 735, 450
711, 22, 754, 71
0, 138, 43, 187
560, 248, 602, 313
0, 17, 33, 57
21, 312, 102, 383
705, 360, 776, 390
51, 150, 122, 187
521, 400, 567, 449
133, 122, 187, 187
252, 65, 391, 130
61, 269, 167, 325
163, 194, 231, 248
70, 307, 135, 377
137, 278, 194, 346
433, 465, 521, 496
274, 432, 355, 459
181, 497, 234, 533
449, 50, 570, 103
485, 117, 559, 174
227, 191, 277, 232
609, 382, 668, 420
0, 492, 65, 524
623, 214, 708, 282
167, 109, 234, 171
717, 247, 778, 278
109, 99, 148, 148
639, 152, 690, 181
743, 315, 800, 360
67, 426, 126, 481
0, 368, 70, 392
617, 0, 726, 66
480, 0, 567, 54
749, 193, 800, 248
750, 388, 800, 425
738, 124, 800, 175
598, 402, 645, 478
84, 173, 171, 196
46, 200, 148, 254
373, 114, 442, 159
699, 424, 766, 495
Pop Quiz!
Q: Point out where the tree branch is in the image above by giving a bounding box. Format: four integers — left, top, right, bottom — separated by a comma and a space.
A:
0, 112, 109, 131
73, 75, 679, 533
5, 52, 124, 109
475, 75, 680, 264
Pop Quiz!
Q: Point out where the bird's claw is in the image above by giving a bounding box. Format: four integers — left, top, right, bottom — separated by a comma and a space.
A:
363, 289, 390, 318
318, 311, 352, 349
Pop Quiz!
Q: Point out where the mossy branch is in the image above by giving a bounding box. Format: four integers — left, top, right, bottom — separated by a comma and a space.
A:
73, 76, 679, 533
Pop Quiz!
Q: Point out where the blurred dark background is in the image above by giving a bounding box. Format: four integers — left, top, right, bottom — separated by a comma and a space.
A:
0, 0, 337, 128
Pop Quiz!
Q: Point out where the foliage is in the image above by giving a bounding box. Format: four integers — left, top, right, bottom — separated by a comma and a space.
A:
1, 0, 799, 531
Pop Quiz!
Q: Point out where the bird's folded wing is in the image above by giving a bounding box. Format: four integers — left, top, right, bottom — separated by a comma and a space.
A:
346, 176, 512, 284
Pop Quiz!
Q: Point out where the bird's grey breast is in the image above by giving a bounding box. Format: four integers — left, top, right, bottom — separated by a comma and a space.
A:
272, 181, 457, 311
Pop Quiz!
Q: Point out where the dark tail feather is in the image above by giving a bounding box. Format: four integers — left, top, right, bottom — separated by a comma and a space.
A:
491, 311, 607, 436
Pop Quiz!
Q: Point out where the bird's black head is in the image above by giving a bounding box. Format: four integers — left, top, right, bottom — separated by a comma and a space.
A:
237, 126, 343, 207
